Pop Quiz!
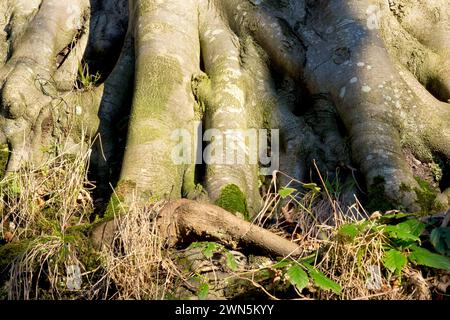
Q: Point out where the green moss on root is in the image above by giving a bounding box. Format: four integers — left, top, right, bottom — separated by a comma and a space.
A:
366, 176, 398, 213
0, 240, 29, 272
0, 144, 9, 179
215, 184, 249, 219
413, 177, 444, 215
104, 193, 123, 219
103, 180, 137, 218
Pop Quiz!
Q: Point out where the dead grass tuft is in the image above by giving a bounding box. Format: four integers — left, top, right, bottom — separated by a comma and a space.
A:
0, 135, 96, 299
97, 198, 178, 300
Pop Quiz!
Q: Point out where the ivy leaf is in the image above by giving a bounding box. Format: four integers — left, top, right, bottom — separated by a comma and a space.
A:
383, 249, 407, 273
197, 283, 209, 300
278, 187, 296, 199
226, 252, 238, 271
304, 264, 341, 294
202, 242, 219, 259
286, 265, 309, 291
409, 246, 450, 270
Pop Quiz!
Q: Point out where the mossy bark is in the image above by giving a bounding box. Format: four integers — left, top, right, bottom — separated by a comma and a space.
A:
0, 0, 449, 220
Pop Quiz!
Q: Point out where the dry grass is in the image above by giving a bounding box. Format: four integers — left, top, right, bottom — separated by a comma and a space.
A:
97, 198, 177, 300
0, 138, 94, 240
0, 134, 95, 299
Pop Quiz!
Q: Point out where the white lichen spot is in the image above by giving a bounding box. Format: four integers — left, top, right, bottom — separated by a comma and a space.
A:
223, 84, 245, 106
66, 4, 82, 30
362, 85, 372, 93
75, 105, 82, 115
340, 86, 347, 98
367, 65, 372, 70
211, 55, 220, 64
215, 107, 243, 116
66, 265, 82, 290
366, 5, 381, 30
211, 29, 224, 36
385, 96, 392, 102
357, 62, 365, 67
350, 77, 358, 84
226, 68, 242, 79
249, 0, 262, 5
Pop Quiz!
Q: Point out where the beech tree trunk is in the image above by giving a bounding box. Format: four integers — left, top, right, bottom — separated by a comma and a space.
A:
0, 0, 449, 247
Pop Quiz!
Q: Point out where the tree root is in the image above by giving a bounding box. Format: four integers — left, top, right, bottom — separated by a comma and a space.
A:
1, 0, 449, 218
91, 199, 301, 258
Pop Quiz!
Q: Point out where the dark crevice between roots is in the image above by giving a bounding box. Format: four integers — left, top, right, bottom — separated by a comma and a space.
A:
82, 0, 129, 83
434, 153, 450, 192
425, 77, 450, 104
3, 16, 12, 61
194, 124, 207, 189
89, 116, 128, 220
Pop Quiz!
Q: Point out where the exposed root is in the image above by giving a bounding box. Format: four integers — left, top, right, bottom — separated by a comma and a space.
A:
91, 199, 301, 259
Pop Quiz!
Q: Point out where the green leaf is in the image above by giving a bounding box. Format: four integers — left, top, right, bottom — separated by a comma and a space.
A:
272, 260, 292, 269
338, 224, 360, 241
385, 228, 419, 241
197, 283, 209, 300
286, 265, 309, 291
383, 249, 407, 273
188, 242, 204, 249
9, 180, 21, 195
304, 264, 341, 294
430, 228, 450, 256
380, 212, 413, 220
278, 187, 296, 199
202, 242, 219, 259
302, 183, 321, 193
398, 219, 425, 238
409, 246, 450, 270
384, 219, 425, 242
226, 252, 238, 271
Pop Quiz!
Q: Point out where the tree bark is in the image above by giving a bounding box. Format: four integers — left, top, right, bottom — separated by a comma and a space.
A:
0, 0, 449, 250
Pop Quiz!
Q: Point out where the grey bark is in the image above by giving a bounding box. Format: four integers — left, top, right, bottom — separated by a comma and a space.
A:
0, 0, 449, 221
